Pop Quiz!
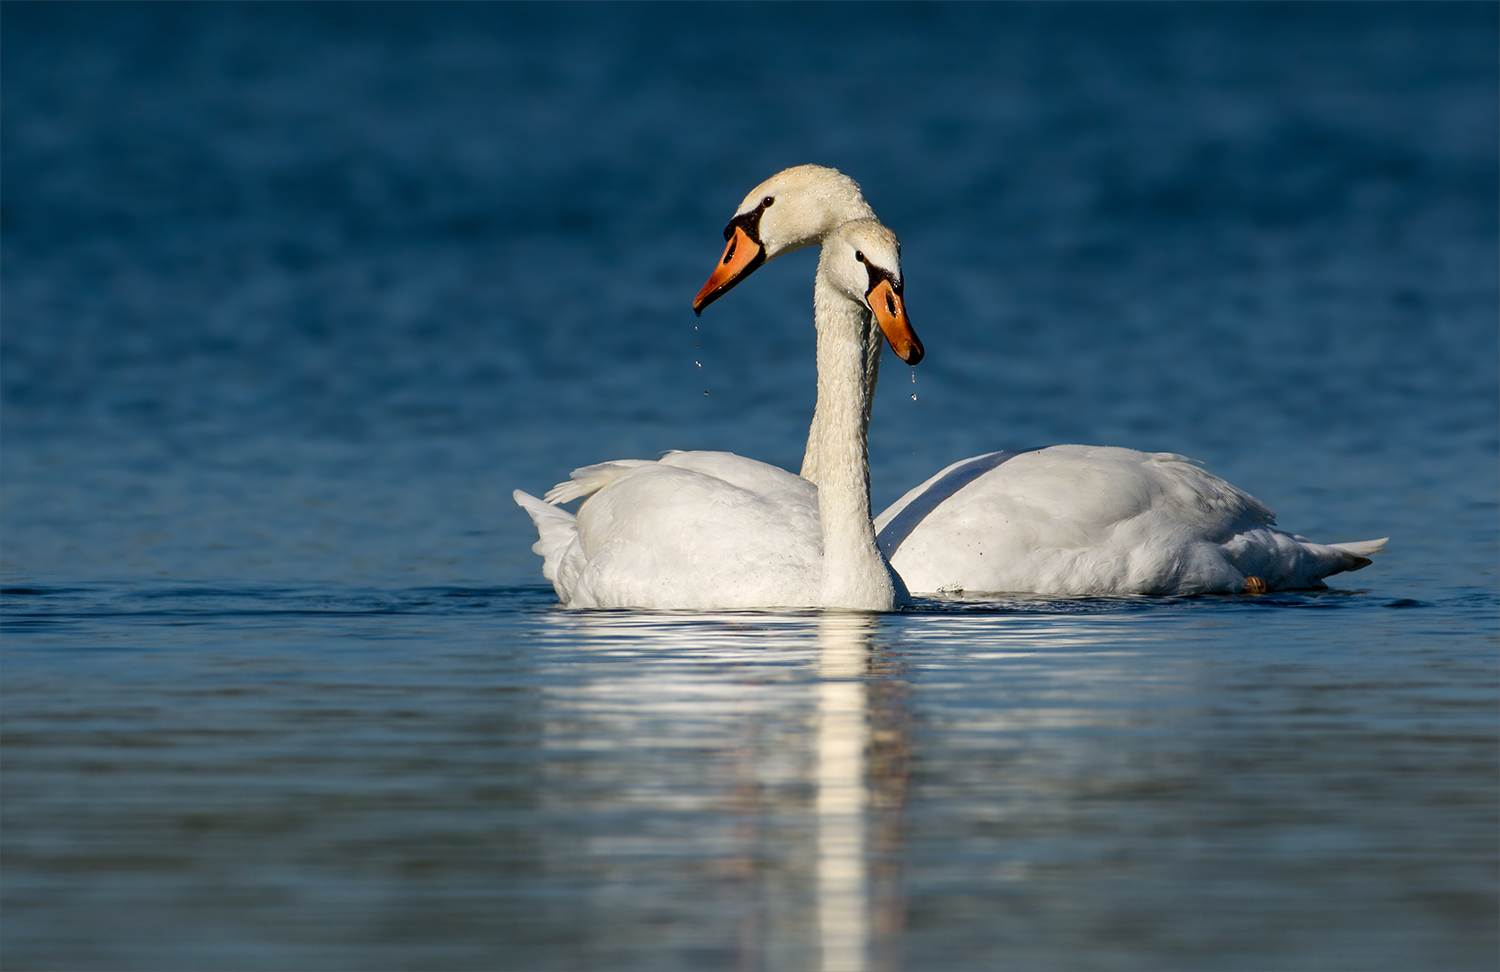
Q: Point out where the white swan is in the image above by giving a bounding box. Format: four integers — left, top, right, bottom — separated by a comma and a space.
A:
515, 218, 922, 610
694, 165, 1388, 596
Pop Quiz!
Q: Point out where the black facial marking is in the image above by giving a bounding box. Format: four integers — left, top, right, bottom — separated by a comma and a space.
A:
860, 252, 902, 300
722, 195, 775, 244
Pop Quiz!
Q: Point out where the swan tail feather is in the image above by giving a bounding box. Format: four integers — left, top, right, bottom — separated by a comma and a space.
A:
1312, 537, 1382, 577
513, 489, 585, 600
1314, 537, 1389, 577
543, 460, 656, 505
1329, 537, 1389, 560
1219, 529, 1388, 589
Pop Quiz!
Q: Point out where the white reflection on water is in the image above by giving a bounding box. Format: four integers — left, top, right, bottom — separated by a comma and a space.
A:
534, 609, 911, 969
528, 607, 1180, 969
515, 600, 1497, 970
816, 615, 874, 972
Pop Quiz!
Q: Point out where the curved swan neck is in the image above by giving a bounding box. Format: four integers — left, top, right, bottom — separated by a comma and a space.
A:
810, 255, 897, 611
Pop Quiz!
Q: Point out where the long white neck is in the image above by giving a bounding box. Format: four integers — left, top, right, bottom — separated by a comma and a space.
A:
809, 254, 901, 611
800, 320, 881, 487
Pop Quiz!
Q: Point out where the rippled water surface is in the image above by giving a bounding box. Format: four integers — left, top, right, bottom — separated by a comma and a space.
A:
4, 4, 1497, 969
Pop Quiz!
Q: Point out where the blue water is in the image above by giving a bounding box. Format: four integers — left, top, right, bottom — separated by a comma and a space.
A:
3, 3, 1496, 969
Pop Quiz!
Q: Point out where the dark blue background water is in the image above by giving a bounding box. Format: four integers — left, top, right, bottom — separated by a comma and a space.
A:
3, 4, 1496, 969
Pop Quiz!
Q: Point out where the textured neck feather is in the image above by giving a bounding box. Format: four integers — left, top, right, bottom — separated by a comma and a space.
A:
800, 320, 880, 489
808, 254, 899, 610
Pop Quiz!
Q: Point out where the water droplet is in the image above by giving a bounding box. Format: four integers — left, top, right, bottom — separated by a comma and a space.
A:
910, 369, 917, 401
703, 390, 710, 397
695, 361, 701, 369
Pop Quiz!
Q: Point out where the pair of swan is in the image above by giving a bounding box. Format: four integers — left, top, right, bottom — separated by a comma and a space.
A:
515, 165, 1386, 609
515, 217, 916, 610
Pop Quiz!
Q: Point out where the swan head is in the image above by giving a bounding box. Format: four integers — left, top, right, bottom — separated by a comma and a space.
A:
823, 219, 924, 366
693, 164, 875, 314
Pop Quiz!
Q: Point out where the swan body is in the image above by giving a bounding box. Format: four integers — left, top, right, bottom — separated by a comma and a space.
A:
873, 445, 1385, 595
696, 164, 1389, 596
517, 219, 920, 610
515, 452, 822, 609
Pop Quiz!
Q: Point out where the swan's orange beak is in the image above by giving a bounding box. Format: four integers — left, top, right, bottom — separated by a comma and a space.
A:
869, 279, 923, 365
693, 226, 767, 315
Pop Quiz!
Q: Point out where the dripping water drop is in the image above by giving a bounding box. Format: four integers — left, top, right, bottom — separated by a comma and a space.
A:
910, 369, 917, 401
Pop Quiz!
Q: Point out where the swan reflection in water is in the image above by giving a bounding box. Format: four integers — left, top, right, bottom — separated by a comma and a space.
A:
816, 613, 879, 972
536, 610, 908, 971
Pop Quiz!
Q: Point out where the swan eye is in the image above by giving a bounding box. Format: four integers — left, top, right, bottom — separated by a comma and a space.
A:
762, 196, 774, 207
854, 250, 865, 263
